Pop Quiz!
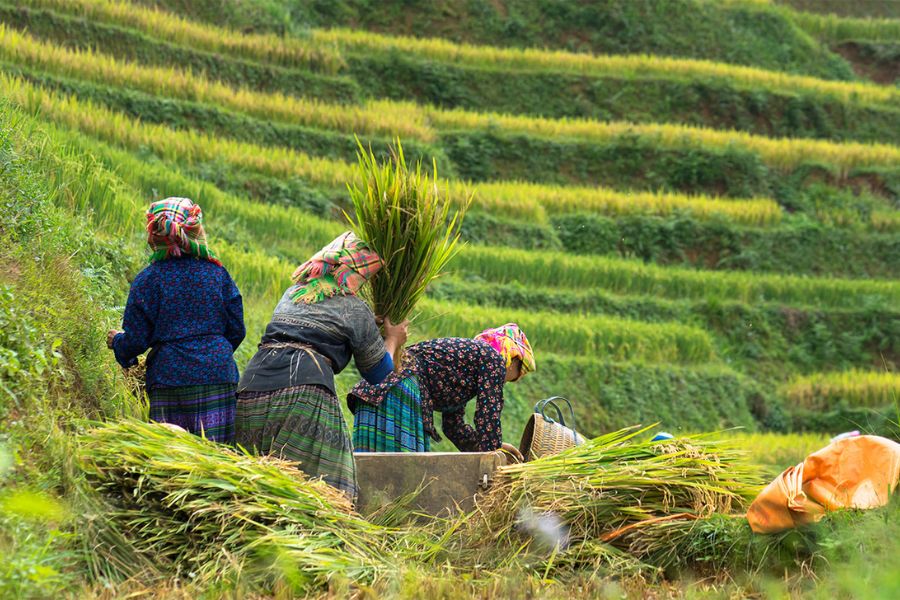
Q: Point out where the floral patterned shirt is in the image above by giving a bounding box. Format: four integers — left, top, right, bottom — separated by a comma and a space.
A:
349, 338, 506, 452
112, 257, 245, 388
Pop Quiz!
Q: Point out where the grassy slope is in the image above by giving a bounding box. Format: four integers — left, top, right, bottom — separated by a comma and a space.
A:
0, 104, 140, 598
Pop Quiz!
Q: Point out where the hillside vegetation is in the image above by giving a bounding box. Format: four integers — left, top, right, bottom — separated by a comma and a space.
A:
0, 0, 895, 455
1, 0, 898, 597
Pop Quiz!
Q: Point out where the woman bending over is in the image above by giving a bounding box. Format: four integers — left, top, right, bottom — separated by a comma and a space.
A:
236, 232, 407, 500
349, 324, 534, 460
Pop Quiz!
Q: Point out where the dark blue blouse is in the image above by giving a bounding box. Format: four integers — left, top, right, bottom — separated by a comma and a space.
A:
112, 257, 245, 388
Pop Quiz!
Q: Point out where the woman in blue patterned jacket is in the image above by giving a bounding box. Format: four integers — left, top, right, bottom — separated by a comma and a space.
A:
107, 197, 245, 443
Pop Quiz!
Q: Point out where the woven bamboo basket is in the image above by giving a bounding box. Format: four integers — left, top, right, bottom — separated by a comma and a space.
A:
518, 396, 587, 461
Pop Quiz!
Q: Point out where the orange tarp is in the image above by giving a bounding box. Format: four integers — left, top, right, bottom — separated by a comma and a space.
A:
747, 435, 900, 534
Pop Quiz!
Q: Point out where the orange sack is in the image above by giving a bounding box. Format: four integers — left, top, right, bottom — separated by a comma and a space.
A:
747, 435, 900, 534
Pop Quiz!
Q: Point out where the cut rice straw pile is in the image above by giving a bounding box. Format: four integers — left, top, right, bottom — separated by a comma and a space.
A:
466, 426, 765, 572
75, 420, 398, 593
76, 421, 771, 588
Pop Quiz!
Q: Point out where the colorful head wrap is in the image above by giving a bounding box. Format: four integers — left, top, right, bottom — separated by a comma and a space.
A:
289, 231, 383, 304
146, 197, 220, 265
474, 323, 535, 378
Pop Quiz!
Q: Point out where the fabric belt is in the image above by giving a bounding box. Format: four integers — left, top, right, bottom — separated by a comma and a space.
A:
258, 341, 333, 368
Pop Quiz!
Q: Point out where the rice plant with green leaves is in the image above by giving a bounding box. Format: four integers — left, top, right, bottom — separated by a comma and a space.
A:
3, 71, 892, 240
471, 181, 783, 226
0, 24, 429, 139
3, 28, 900, 173
784, 8, 900, 43
317, 28, 900, 108
12, 84, 895, 314
456, 245, 900, 310
13, 67, 778, 225
343, 140, 467, 324
430, 106, 900, 171
417, 299, 716, 363
23, 0, 900, 108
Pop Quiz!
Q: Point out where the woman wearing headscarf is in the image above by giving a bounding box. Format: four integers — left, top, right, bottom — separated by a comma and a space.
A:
107, 197, 245, 443
348, 324, 535, 460
236, 231, 407, 500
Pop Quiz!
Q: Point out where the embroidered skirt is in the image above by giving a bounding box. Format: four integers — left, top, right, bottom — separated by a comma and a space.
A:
235, 384, 357, 500
148, 383, 236, 444
352, 376, 429, 453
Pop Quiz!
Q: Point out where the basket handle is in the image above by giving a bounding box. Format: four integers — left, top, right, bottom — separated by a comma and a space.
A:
534, 396, 577, 433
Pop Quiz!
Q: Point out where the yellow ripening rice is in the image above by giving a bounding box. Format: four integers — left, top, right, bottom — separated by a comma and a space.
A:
0, 24, 432, 141
22, 0, 346, 72
429, 106, 900, 171
315, 28, 900, 107
781, 370, 900, 410
1, 25, 897, 171
1, 74, 782, 226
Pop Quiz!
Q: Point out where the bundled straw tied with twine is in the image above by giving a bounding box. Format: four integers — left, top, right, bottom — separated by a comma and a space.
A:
77, 421, 767, 587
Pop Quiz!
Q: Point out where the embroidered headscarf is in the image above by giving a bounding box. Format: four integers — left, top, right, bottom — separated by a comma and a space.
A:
474, 323, 535, 377
289, 231, 383, 304
146, 197, 220, 265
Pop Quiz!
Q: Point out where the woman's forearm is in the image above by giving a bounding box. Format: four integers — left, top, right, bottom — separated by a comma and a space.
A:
384, 336, 401, 360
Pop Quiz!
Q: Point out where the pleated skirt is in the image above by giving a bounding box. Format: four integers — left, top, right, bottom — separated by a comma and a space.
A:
352, 376, 429, 453
236, 384, 357, 499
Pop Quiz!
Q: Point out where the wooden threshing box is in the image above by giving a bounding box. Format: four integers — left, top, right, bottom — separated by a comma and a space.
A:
354, 451, 509, 517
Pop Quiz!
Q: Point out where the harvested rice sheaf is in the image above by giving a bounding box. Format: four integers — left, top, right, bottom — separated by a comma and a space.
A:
76, 420, 395, 592
345, 139, 468, 327
470, 427, 765, 572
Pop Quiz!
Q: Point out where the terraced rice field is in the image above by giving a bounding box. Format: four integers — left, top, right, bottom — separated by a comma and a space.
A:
0, 0, 898, 597
4, 0, 897, 434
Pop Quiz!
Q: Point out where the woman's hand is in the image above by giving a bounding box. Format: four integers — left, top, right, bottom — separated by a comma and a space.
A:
106, 329, 122, 349
500, 442, 525, 463
381, 317, 409, 347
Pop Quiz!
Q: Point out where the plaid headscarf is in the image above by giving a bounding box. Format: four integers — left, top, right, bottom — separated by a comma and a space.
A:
289, 231, 383, 304
474, 323, 535, 378
146, 197, 220, 265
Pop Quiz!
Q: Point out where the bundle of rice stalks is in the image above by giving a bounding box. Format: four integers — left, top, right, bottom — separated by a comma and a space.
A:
468, 426, 764, 573
121, 354, 147, 402
76, 420, 396, 592
344, 139, 468, 328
